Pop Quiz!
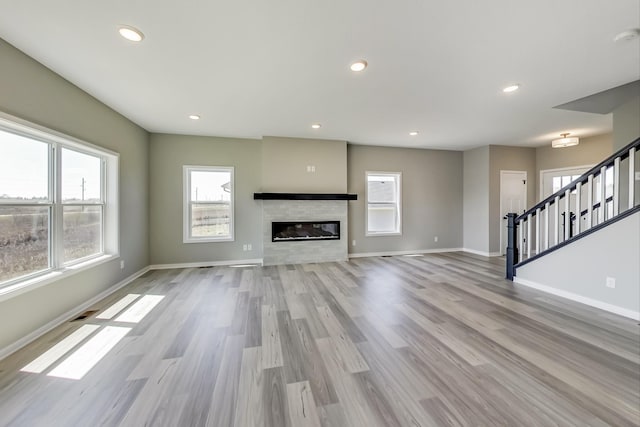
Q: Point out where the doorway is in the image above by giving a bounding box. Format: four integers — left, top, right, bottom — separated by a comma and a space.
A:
500, 170, 527, 255
539, 165, 592, 200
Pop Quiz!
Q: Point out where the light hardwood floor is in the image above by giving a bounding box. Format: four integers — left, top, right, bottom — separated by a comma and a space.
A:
0, 252, 638, 426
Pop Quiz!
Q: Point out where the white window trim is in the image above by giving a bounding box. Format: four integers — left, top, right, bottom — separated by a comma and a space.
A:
0, 254, 117, 303
183, 165, 235, 243
539, 164, 593, 200
0, 112, 119, 292
365, 171, 402, 236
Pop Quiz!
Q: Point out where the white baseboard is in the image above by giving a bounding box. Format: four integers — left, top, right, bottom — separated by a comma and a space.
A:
348, 248, 462, 259
0, 266, 151, 361
462, 248, 502, 257
148, 259, 264, 270
514, 277, 640, 321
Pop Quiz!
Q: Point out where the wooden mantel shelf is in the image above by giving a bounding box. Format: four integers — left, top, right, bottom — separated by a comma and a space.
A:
253, 193, 357, 201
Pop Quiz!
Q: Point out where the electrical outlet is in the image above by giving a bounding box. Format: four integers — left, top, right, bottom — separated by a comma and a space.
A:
635, 171, 640, 181
306, 165, 311, 172
247, 243, 252, 250
434, 236, 438, 242
606, 277, 616, 289
311, 165, 316, 172
120, 260, 125, 270
243, 244, 247, 251
352, 239, 356, 246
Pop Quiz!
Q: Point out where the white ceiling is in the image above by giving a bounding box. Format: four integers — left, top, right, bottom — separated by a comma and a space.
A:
0, 0, 638, 150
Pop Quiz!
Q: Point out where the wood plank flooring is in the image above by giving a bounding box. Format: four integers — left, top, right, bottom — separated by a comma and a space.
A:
0, 252, 638, 426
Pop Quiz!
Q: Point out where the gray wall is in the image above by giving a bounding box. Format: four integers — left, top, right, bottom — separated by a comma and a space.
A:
348, 145, 463, 255
0, 39, 149, 352
489, 145, 536, 254
261, 136, 347, 193
464, 137, 616, 255
613, 96, 640, 150
463, 146, 490, 253
612, 97, 640, 207
149, 134, 263, 264
516, 210, 640, 316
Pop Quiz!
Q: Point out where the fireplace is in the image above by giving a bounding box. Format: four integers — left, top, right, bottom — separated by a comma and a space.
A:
272, 221, 340, 242
262, 200, 347, 265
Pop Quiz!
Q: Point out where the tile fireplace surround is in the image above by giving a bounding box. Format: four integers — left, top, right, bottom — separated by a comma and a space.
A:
261, 199, 348, 266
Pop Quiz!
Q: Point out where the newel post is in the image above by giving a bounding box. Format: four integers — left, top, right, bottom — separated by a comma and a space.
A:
506, 213, 518, 280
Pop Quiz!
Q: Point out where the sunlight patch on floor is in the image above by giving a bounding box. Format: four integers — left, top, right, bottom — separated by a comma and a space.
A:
47, 326, 131, 380
21, 324, 100, 374
115, 295, 165, 323
96, 294, 141, 319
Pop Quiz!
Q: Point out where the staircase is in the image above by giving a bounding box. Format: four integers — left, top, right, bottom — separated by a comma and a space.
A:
504, 137, 639, 315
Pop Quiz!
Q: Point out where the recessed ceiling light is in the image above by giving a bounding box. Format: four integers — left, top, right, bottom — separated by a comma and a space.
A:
311, 123, 321, 129
189, 115, 200, 120
118, 26, 144, 42
503, 84, 520, 93
409, 131, 419, 136
614, 28, 640, 42
350, 60, 368, 72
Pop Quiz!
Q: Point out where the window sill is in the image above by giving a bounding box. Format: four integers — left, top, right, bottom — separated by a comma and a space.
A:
0, 254, 117, 303
183, 237, 235, 244
366, 232, 402, 237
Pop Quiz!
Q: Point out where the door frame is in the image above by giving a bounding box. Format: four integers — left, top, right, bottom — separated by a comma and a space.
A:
539, 164, 593, 200
499, 170, 527, 255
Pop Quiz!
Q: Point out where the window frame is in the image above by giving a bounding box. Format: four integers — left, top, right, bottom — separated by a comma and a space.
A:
0, 113, 119, 292
365, 171, 402, 236
183, 165, 235, 243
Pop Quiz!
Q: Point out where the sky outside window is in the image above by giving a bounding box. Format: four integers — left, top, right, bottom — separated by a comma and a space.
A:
0, 129, 49, 200
191, 170, 230, 202
62, 148, 101, 202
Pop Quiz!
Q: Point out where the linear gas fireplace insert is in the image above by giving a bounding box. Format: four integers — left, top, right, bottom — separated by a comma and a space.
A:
272, 221, 340, 242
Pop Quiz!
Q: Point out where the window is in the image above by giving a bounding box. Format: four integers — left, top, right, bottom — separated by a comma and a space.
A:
183, 166, 234, 243
366, 172, 401, 235
0, 132, 50, 283
0, 115, 118, 288
551, 168, 613, 201
61, 148, 104, 263
552, 174, 581, 194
